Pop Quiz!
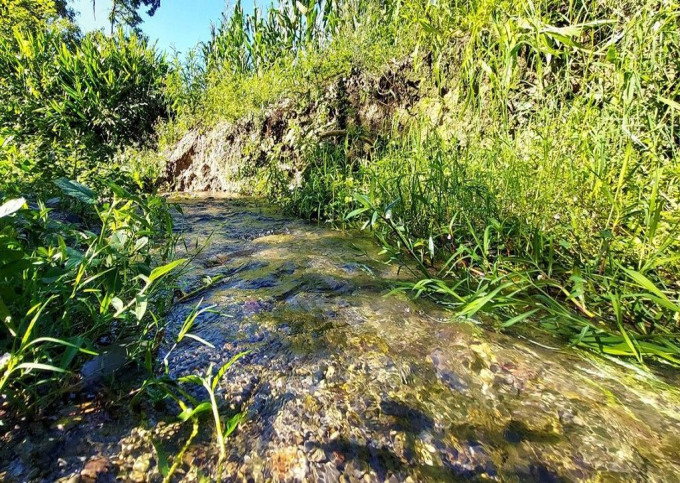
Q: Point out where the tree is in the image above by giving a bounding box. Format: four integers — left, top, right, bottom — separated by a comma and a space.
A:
0, 0, 74, 38
92, 0, 161, 33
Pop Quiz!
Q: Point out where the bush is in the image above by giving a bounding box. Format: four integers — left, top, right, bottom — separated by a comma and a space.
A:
0, 26, 170, 194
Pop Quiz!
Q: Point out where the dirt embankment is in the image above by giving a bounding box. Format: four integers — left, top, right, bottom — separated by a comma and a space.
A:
162, 60, 423, 193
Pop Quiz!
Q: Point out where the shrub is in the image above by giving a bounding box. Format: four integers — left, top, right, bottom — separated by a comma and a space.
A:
0, 26, 169, 194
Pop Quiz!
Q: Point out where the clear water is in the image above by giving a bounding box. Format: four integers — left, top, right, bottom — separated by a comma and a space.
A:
4, 196, 679, 482
162, 197, 680, 481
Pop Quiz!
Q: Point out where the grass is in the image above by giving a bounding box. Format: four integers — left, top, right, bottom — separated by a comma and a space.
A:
1, 2, 192, 422
0, 1, 250, 477
0, 179, 183, 412
156, 0, 680, 368
1, 178, 247, 476
1, 0, 679, 474
0, 14, 169, 196
134, 296, 248, 481
332, 123, 680, 366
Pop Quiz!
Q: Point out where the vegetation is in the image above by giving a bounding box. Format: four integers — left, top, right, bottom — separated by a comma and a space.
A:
159, 0, 680, 367
0, 28, 169, 194
135, 298, 248, 481
0, 180, 180, 409
1, 7, 248, 476
104, 0, 161, 34
1, 0, 679, 478
0, 0, 179, 417
0, 0, 75, 38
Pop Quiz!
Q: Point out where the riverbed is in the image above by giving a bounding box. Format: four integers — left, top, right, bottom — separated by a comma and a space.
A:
3, 197, 680, 481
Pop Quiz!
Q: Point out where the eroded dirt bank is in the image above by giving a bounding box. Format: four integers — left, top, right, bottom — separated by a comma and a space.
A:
161, 61, 423, 194
3, 197, 680, 482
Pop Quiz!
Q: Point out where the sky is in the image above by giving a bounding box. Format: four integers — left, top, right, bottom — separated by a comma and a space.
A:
71, 1, 255, 55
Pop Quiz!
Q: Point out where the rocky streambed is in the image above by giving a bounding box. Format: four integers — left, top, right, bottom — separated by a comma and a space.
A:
3, 197, 680, 482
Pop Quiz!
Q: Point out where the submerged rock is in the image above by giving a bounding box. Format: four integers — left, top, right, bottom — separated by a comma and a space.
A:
79, 343, 130, 387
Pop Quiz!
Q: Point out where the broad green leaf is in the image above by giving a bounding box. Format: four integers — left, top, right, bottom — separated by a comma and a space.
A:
54, 178, 96, 204
151, 439, 170, 477
111, 297, 125, 315
135, 295, 148, 321
622, 268, 680, 312
224, 412, 244, 438
458, 282, 514, 317
501, 309, 540, 327
178, 374, 203, 385
133, 237, 149, 252
184, 333, 216, 348
148, 258, 187, 284
177, 401, 212, 422
344, 207, 369, 220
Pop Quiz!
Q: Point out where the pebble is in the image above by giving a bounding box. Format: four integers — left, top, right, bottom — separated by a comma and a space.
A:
130, 470, 147, 483
132, 454, 151, 474
309, 448, 327, 462
5, 201, 680, 482
80, 457, 110, 481
55, 477, 79, 483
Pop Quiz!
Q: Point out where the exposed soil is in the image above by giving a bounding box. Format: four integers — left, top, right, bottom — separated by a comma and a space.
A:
161, 61, 422, 194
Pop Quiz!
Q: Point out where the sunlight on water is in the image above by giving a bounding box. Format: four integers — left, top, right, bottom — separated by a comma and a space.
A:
160, 197, 680, 481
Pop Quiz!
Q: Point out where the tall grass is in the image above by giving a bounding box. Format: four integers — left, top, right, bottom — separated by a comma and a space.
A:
0, 25, 169, 195
156, 0, 409, 141
140, 0, 680, 366
202, 0, 679, 366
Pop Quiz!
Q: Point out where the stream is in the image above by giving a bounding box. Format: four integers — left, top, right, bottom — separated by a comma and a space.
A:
3, 197, 680, 482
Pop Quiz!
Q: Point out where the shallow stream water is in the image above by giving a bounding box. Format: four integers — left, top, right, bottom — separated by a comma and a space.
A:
3, 197, 680, 482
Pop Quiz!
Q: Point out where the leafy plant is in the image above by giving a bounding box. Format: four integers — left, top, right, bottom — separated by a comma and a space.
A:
0, 179, 183, 411
0, 23, 170, 194
138, 300, 249, 481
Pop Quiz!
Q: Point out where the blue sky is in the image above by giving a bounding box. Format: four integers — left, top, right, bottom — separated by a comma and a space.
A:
71, 1, 255, 55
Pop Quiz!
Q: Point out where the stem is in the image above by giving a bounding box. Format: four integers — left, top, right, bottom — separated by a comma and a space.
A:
382, 215, 430, 278
204, 380, 226, 461
163, 418, 199, 483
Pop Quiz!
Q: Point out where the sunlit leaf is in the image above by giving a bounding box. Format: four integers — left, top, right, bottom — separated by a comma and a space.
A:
54, 178, 96, 204
0, 198, 26, 218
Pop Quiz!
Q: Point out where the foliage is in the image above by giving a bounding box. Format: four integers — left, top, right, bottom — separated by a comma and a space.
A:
0, 20, 169, 195
158, 0, 406, 143
136, 299, 248, 481
0, 0, 75, 38
0, 180, 182, 411
203, 0, 341, 75
163, 0, 680, 366
105, 0, 162, 33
